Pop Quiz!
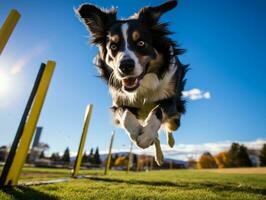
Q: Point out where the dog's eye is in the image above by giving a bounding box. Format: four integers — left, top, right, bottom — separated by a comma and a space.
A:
137, 40, 145, 48
110, 44, 118, 51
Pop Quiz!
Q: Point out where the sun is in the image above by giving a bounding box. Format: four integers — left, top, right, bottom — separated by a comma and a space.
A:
0, 71, 10, 96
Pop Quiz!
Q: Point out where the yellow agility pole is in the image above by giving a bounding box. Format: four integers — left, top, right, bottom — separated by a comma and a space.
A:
104, 131, 115, 175
3, 61, 55, 186
72, 104, 93, 177
0, 63, 46, 187
0, 10, 20, 55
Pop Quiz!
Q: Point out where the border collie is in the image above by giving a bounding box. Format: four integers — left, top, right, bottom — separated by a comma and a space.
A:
76, 0, 188, 165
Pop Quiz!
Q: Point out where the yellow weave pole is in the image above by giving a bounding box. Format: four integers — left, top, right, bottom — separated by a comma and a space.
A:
4, 61, 55, 186
104, 131, 115, 175
0, 10, 20, 55
72, 104, 93, 177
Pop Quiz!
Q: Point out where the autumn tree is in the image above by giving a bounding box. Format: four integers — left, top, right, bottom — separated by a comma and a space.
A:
198, 152, 218, 169
114, 156, 128, 167
110, 154, 118, 168
214, 151, 229, 168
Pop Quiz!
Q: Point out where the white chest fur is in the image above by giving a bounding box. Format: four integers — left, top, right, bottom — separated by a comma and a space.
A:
110, 66, 177, 107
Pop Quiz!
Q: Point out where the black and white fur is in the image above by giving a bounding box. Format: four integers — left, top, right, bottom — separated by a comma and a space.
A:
76, 0, 188, 165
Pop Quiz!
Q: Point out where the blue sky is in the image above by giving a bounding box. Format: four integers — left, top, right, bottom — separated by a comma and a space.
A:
0, 0, 265, 159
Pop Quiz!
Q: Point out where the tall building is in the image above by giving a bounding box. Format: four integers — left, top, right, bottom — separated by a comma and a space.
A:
32, 127, 43, 148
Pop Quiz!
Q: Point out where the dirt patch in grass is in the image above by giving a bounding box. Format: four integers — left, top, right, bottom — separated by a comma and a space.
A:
205, 167, 266, 174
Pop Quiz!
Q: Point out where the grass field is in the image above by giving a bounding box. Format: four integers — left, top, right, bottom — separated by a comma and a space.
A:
0, 167, 266, 200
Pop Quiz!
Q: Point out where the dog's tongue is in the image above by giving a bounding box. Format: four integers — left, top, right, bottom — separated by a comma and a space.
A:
122, 77, 140, 91
123, 77, 137, 87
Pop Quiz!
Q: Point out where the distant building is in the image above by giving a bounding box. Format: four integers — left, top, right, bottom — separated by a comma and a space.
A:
32, 127, 43, 148
27, 127, 45, 163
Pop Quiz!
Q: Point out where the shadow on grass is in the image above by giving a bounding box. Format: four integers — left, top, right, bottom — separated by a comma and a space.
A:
86, 176, 266, 196
1, 186, 59, 200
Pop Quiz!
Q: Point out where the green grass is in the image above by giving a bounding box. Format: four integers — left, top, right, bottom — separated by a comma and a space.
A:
0, 167, 266, 200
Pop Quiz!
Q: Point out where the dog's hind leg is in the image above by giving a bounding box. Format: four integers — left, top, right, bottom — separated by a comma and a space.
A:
166, 132, 175, 148
154, 137, 164, 166
164, 117, 179, 148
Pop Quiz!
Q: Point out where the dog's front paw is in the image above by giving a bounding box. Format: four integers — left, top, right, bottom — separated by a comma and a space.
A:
136, 110, 162, 149
122, 110, 141, 141
136, 127, 157, 149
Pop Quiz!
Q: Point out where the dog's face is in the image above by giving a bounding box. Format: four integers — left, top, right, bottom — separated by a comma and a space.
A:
77, 0, 177, 92
105, 21, 158, 91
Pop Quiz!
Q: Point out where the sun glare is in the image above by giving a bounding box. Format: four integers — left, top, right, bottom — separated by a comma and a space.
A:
0, 71, 10, 96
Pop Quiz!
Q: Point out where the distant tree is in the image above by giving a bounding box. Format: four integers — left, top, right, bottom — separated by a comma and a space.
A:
50, 152, 61, 162
89, 148, 93, 156
198, 152, 218, 169
37, 143, 50, 152
26, 142, 50, 163
94, 147, 101, 165
227, 143, 240, 167
82, 152, 89, 163
0, 146, 8, 162
88, 148, 95, 163
237, 145, 252, 167
61, 147, 70, 164
26, 149, 40, 163
260, 144, 266, 166
39, 151, 45, 159
214, 152, 229, 168
227, 143, 252, 167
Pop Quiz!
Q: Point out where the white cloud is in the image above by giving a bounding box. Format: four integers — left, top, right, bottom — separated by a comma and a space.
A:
10, 43, 48, 74
182, 88, 211, 100
101, 139, 266, 161
203, 91, 211, 99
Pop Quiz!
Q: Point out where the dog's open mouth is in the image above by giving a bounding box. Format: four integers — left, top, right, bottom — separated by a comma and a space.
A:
122, 73, 144, 92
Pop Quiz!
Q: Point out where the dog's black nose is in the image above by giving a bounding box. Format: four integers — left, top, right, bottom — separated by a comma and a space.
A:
119, 59, 134, 75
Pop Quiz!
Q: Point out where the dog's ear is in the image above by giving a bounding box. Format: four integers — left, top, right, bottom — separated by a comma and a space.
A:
136, 0, 177, 24
76, 4, 117, 44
